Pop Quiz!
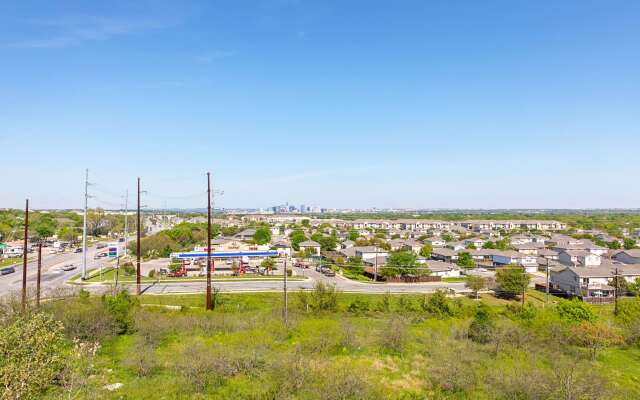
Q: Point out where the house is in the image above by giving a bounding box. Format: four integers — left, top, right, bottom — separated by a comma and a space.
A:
491, 251, 538, 273
469, 249, 499, 263
355, 246, 389, 260
272, 240, 291, 257
449, 242, 467, 252
513, 242, 545, 255
550, 264, 640, 304
298, 240, 321, 255
431, 248, 459, 263
425, 237, 446, 247
537, 248, 559, 260
1, 242, 27, 258
425, 260, 461, 278
558, 250, 602, 267
341, 240, 355, 249
234, 228, 256, 241
463, 238, 485, 249
552, 239, 608, 256
613, 250, 640, 265
388, 239, 422, 253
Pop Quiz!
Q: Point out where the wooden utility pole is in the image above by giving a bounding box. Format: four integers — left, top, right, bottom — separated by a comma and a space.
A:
613, 267, 620, 316
283, 258, 288, 324
136, 177, 141, 295
206, 172, 212, 310
21, 199, 29, 313
36, 242, 42, 308
545, 259, 550, 306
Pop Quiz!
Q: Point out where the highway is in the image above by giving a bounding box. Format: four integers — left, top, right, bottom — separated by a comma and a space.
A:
0, 244, 109, 298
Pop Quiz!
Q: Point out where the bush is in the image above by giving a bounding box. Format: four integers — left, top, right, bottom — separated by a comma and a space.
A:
47, 297, 115, 341
374, 292, 392, 312
347, 298, 370, 314
309, 282, 338, 311
379, 317, 407, 355
556, 298, 596, 323
468, 303, 494, 344
102, 290, 137, 334
0, 313, 67, 399
421, 290, 461, 318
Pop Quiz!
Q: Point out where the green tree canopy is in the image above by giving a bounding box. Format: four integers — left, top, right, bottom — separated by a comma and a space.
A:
495, 266, 530, 299
253, 226, 272, 245
381, 251, 427, 278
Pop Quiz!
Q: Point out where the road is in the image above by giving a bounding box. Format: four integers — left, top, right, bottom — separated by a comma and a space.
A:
89, 267, 467, 295
2, 250, 467, 298
0, 244, 109, 298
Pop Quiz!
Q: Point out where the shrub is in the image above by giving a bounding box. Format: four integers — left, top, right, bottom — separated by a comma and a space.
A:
556, 298, 596, 323
307, 282, 338, 312
379, 317, 407, 355
47, 297, 115, 341
0, 313, 67, 399
347, 298, 370, 314
102, 290, 137, 334
374, 292, 392, 312
421, 290, 461, 318
468, 303, 494, 344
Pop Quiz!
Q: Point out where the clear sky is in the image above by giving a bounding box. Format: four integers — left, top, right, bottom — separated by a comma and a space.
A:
1, 0, 639, 210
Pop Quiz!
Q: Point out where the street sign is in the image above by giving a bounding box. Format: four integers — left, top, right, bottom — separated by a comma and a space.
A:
107, 243, 119, 258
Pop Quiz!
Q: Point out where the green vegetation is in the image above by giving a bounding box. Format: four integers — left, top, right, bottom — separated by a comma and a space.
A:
3, 289, 640, 399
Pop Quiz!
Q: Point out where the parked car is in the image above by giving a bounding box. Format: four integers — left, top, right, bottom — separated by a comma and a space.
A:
0, 267, 16, 276
118, 238, 125, 242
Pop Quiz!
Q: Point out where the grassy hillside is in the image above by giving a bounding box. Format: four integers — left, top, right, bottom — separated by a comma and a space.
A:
2, 289, 640, 399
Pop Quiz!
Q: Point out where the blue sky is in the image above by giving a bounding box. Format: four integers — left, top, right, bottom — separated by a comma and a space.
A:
1, 0, 639, 210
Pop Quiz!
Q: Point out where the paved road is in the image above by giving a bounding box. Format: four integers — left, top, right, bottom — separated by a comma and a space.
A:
2, 250, 468, 298
86, 267, 467, 296
0, 244, 108, 297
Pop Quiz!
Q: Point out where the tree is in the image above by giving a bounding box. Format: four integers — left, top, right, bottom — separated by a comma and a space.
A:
628, 278, 640, 297
419, 244, 433, 258
569, 322, 622, 360
34, 222, 55, 240
381, 251, 425, 278
253, 226, 272, 245
457, 252, 475, 268
301, 219, 310, 227
465, 275, 486, 300
261, 257, 276, 275
495, 238, 511, 251
441, 233, 454, 242
624, 238, 638, 250
482, 241, 496, 249
495, 266, 530, 300
607, 240, 622, 250
0, 313, 67, 400
348, 229, 359, 241
290, 230, 307, 251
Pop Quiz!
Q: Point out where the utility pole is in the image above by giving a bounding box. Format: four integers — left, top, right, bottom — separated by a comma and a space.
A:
36, 242, 42, 308
82, 168, 89, 280
545, 258, 550, 306
123, 190, 129, 257
136, 177, 141, 295
374, 246, 378, 282
283, 257, 288, 325
206, 172, 212, 311
21, 199, 29, 313
613, 267, 620, 316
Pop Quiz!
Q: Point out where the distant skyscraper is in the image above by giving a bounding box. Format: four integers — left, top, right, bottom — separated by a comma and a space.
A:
300, 204, 306, 213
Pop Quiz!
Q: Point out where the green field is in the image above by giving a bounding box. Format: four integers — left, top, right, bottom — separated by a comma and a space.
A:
2, 287, 638, 400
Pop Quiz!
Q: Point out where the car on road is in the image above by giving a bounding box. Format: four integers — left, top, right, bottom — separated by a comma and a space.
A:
0, 267, 16, 276
118, 238, 125, 242
323, 270, 336, 277
96, 243, 107, 249
74, 248, 83, 253
61, 264, 76, 271
94, 252, 107, 259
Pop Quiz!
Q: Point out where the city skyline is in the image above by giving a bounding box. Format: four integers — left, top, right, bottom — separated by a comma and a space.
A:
2, 1, 640, 210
